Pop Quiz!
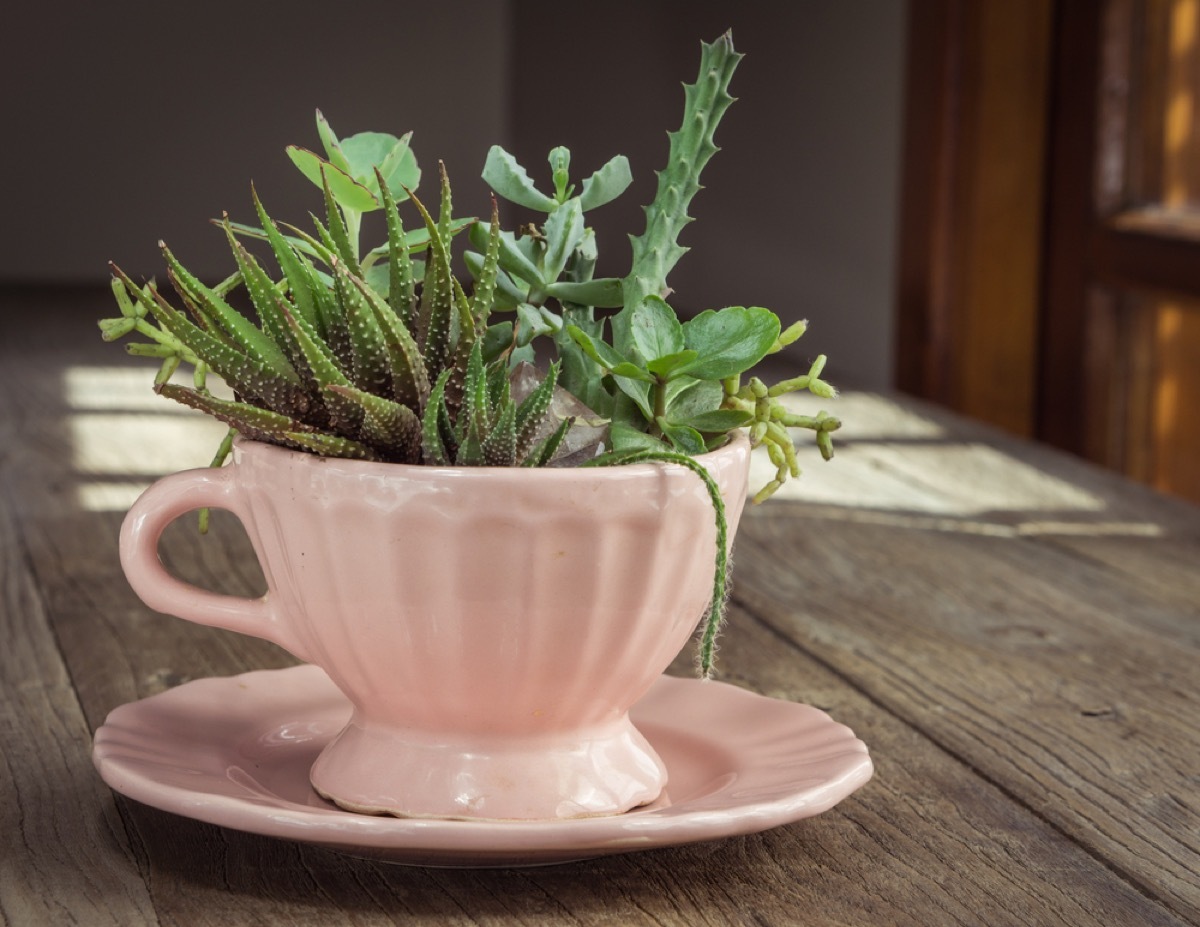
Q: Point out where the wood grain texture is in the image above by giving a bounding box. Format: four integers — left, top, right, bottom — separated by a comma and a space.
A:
3, 292, 1199, 925
0, 401, 158, 925
734, 505, 1200, 925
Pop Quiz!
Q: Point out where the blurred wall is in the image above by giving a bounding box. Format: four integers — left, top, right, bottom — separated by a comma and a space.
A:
3, 2, 904, 388
512, 2, 907, 387
2, 0, 513, 283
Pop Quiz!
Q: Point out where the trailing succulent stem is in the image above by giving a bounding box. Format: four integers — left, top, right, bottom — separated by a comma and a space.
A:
587, 447, 729, 678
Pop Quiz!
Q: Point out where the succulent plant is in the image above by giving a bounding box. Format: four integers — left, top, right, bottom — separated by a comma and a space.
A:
105, 158, 570, 476
100, 30, 843, 676
470, 32, 841, 504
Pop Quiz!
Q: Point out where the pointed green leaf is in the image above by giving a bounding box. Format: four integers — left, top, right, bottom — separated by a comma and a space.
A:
541, 199, 585, 281
482, 145, 558, 212
292, 248, 349, 364
470, 203, 502, 324
276, 220, 336, 265
522, 414, 573, 467
276, 298, 357, 429
251, 187, 319, 330
315, 110, 352, 173
421, 369, 454, 465
543, 277, 623, 308
325, 383, 420, 462
456, 341, 489, 443
406, 186, 455, 374
375, 167, 417, 332
481, 402, 517, 466
670, 408, 754, 432
435, 161, 454, 260
331, 259, 391, 396
646, 349, 699, 379
321, 168, 362, 273
221, 219, 306, 372
161, 243, 300, 385
578, 154, 633, 211
156, 383, 304, 439
514, 361, 560, 456
348, 271, 429, 411
466, 252, 524, 310
284, 431, 379, 460
287, 146, 378, 212
630, 295, 684, 362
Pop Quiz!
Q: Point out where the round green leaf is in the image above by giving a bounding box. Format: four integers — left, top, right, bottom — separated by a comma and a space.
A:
678, 306, 781, 380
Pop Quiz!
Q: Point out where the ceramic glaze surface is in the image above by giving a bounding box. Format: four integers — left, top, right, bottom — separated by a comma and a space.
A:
120, 435, 751, 820
93, 666, 875, 866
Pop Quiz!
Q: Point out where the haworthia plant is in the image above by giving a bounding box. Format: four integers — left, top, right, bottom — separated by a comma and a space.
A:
105, 167, 560, 470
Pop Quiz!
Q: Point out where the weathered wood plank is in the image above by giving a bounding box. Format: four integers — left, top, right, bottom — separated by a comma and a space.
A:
0, 487, 158, 926
734, 502, 1200, 924
4, 293, 1196, 925
668, 612, 1192, 927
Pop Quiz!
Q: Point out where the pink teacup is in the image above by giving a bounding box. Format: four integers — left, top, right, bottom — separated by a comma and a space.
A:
119, 434, 750, 820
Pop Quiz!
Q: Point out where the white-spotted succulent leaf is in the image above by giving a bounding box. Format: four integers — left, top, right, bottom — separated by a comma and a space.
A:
103, 165, 558, 469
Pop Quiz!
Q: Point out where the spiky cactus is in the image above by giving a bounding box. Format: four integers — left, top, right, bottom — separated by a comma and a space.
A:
614, 31, 743, 352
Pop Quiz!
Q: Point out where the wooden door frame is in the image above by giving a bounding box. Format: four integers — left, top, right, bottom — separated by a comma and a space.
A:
894, 0, 1055, 439
900, 0, 1200, 487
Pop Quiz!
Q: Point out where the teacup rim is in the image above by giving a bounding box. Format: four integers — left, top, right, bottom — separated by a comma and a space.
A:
229, 430, 749, 481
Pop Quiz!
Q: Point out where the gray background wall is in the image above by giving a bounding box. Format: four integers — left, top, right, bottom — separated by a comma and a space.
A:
2, 1, 905, 388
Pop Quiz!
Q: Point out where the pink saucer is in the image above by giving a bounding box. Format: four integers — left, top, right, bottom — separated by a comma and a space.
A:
93, 666, 873, 867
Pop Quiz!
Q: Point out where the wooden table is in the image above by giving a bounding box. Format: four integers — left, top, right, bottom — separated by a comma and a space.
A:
3, 291, 1198, 926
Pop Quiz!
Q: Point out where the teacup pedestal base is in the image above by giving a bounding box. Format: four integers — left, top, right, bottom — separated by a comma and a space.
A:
308, 714, 668, 821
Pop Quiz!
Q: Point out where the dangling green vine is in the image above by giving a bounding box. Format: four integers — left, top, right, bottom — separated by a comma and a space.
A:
587, 447, 728, 678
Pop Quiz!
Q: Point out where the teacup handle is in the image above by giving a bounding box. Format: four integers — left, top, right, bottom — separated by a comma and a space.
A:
119, 466, 308, 661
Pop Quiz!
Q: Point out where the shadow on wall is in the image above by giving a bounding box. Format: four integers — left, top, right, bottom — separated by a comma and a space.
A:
3, 1, 905, 389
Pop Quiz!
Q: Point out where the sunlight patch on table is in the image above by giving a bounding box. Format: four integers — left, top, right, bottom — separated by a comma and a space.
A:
65, 366, 231, 511
76, 480, 152, 512
63, 365, 234, 410
773, 505, 1164, 539
754, 441, 1105, 516
774, 391, 946, 441
70, 412, 227, 476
